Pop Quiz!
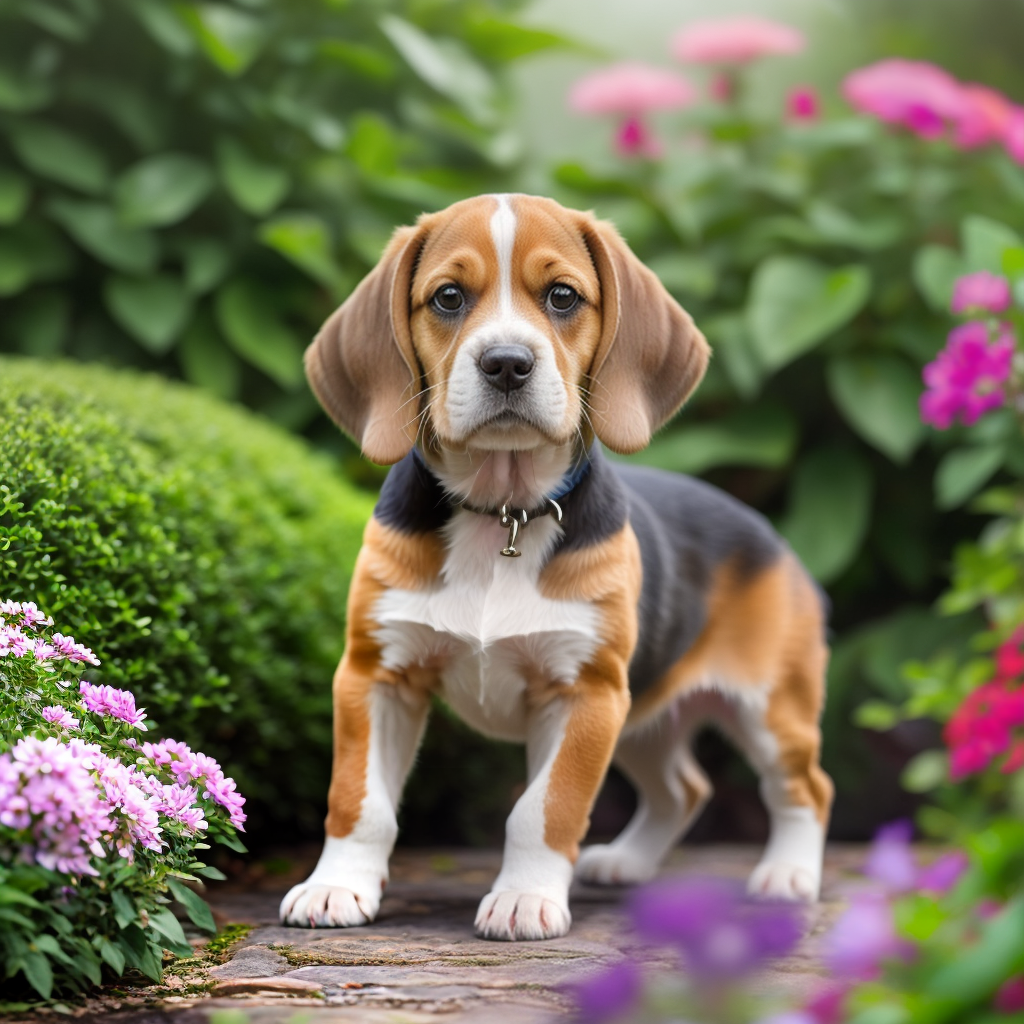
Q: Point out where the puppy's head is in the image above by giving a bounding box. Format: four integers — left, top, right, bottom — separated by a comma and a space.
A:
306, 194, 709, 465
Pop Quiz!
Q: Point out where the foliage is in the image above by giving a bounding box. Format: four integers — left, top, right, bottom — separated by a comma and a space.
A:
0, 0, 571, 436
0, 357, 373, 838
554, 40, 1024, 832
0, 602, 243, 1005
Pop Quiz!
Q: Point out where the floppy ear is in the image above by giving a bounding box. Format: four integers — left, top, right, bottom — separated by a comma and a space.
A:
580, 216, 710, 454
305, 224, 426, 465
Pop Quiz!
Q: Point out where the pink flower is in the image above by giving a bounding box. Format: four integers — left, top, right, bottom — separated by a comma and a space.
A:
843, 59, 968, 139
79, 680, 148, 731
41, 706, 80, 731
996, 976, 1024, 1013
1006, 108, 1024, 164
709, 72, 733, 102
32, 638, 56, 662
569, 63, 695, 158
864, 820, 918, 892
916, 851, 969, 894
0, 625, 30, 658
951, 271, 1012, 314
787, 86, 820, 122
955, 84, 1017, 149
920, 321, 1015, 429
18, 602, 48, 628
672, 16, 804, 65
824, 893, 912, 979
945, 673, 1024, 778
51, 632, 101, 666
141, 738, 246, 829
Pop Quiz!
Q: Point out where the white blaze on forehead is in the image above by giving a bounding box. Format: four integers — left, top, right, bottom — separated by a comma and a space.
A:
489, 193, 516, 317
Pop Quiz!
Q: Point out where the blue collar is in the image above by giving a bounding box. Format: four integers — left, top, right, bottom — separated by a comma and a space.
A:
411, 445, 592, 513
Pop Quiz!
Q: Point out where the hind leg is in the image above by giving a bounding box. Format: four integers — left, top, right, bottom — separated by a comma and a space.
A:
576, 710, 711, 886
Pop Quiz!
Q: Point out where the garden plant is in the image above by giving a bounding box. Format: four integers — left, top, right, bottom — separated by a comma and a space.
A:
1, 599, 246, 1006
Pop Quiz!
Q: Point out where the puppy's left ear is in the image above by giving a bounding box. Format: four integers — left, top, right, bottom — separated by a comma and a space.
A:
581, 216, 710, 454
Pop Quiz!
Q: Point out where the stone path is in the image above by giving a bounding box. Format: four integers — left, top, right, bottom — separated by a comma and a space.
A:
16, 845, 867, 1024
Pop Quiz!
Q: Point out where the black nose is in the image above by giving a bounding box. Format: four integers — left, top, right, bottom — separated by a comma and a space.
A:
478, 344, 535, 394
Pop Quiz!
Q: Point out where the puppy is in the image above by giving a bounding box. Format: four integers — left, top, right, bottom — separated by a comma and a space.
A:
280, 194, 832, 940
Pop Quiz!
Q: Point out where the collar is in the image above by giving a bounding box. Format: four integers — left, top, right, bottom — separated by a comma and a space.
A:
411, 446, 593, 557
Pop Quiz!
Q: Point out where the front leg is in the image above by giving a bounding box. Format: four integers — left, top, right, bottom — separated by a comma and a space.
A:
280, 663, 428, 927
476, 667, 630, 941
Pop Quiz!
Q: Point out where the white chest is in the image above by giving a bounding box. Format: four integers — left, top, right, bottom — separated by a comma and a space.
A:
372, 512, 600, 740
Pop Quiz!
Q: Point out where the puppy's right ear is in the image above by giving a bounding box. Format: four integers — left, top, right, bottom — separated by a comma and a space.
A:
305, 224, 426, 465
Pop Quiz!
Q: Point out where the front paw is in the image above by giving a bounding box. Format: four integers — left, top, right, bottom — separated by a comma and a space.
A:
280, 882, 381, 928
576, 844, 658, 886
747, 861, 820, 903
475, 890, 571, 941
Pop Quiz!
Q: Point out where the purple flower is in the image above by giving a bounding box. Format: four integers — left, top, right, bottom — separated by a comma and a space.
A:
569, 959, 643, 1023
824, 893, 912, 979
0, 625, 30, 658
141, 738, 246, 829
18, 602, 48, 628
952, 271, 1013, 314
630, 876, 801, 980
920, 321, 1015, 429
864, 820, 918, 893
151, 782, 208, 834
32, 638, 56, 662
51, 632, 101, 666
917, 851, 969, 894
41, 706, 80, 731
79, 680, 148, 730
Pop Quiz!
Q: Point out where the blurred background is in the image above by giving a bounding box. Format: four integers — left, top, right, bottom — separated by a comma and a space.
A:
3, 0, 1023, 854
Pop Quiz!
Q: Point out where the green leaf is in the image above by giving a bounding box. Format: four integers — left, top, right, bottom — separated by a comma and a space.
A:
962, 215, 1023, 275
6, 290, 69, 357
703, 313, 762, 398
118, 924, 163, 981
32, 934, 74, 966
179, 317, 241, 399
147, 906, 194, 958
216, 831, 248, 854
0, 170, 30, 225
167, 877, 216, 933
632, 402, 798, 475
194, 864, 228, 881
97, 937, 125, 975
806, 201, 903, 251
115, 154, 214, 227
826, 353, 926, 463
463, 17, 583, 61
745, 257, 871, 371
900, 749, 948, 793
176, 3, 267, 75
47, 197, 159, 273
181, 238, 231, 294
379, 15, 496, 125
133, 0, 195, 55
259, 213, 344, 290
935, 444, 1006, 509
217, 138, 290, 216
0, 222, 73, 296
913, 244, 961, 312
215, 279, 304, 388
111, 890, 137, 930
854, 700, 900, 730
8, 121, 108, 194
778, 445, 873, 584
0, 68, 53, 112
104, 274, 193, 354
21, 951, 53, 999
318, 40, 396, 80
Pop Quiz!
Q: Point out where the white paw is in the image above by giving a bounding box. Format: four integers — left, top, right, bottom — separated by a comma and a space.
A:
747, 861, 820, 903
279, 882, 381, 928
475, 890, 571, 941
576, 844, 658, 886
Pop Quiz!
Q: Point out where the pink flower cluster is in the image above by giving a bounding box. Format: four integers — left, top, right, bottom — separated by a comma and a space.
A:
79, 680, 148, 731
951, 270, 1013, 314
672, 16, 804, 65
944, 629, 1024, 779
920, 320, 1015, 429
0, 601, 99, 666
142, 739, 246, 830
843, 59, 1024, 162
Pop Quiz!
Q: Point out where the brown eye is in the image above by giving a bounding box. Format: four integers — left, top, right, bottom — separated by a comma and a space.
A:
432, 285, 464, 313
547, 284, 579, 313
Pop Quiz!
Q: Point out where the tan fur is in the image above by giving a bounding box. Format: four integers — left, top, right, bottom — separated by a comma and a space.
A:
627, 554, 832, 823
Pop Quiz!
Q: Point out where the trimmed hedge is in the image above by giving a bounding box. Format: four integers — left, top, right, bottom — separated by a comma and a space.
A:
0, 357, 373, 835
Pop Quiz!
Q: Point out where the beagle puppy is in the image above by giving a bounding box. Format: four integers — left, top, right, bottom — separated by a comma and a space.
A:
280, 194, 832, 940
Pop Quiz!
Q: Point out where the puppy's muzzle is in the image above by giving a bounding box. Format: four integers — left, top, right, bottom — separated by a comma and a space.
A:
479, 344, 535, 395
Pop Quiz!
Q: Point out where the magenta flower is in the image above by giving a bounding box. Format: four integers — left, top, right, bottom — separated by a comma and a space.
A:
41, 706, 80, 731
951, 271, 1012, 314
568, 959, 643, 1023
672, 16, 804, 64
920, 321, 1015, 429
569, 62, 695, 158
1006, 108, 1024, 165
0, 625, 30, 658
843, 59, 968, 139
141, 738, 246, 829
824, 893, 912, 979
79, 680, 148, 730
917, 851, 969, 894
955, 84, 1016, 149
630, 876, 801, 980
996, 976, 1024, 1013
51, 631, 101, 666
787, 86, 820, 122
864, 820, 918, 893
32, 638, 56, 662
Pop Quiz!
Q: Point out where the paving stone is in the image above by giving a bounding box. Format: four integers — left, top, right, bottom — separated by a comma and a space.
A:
209, 975, 325, 996
207, 944, 291, 979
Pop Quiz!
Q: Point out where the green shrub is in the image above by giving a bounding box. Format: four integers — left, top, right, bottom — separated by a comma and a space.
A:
0, 0, 570, 433
0, 356, 374, 836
